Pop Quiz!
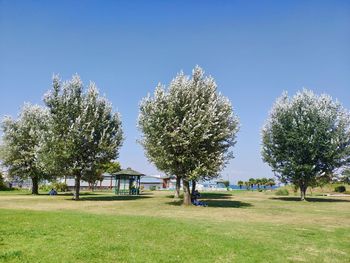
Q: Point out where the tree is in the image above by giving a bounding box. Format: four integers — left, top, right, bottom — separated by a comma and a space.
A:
237, 180, 243, 189
262, 89, 350, 200
81, 168, 103, 191
101, 161, 121, 189
260, 177, 268, 189
138, 66, 239, 205
248, 178, 255, 190
1, 104, 49, 194
103, 161, 121, 175
267, 178, 276, 188
255, 178, 262, 189
340, 169, 350, 184
221, 180, 230, 188
43, 75, 123, 200
0, 171, 6, 190
82, 161, 121, 191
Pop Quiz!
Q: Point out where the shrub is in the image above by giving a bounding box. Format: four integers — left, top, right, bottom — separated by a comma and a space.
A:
52, 182, 69, 192
149, 186, 157, 191
275, 188, 289, 196
0, 183, 10, 191
39, 184, 52, 192
335, 185, 346, 193
40, 182, 69, 192
0, 174, 7, 190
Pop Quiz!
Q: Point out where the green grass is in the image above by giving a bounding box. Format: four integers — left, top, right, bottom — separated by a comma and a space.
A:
0, 190, 349, 262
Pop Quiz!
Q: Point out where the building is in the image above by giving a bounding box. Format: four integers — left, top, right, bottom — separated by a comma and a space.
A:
140, 175, 173, 190
60, 174, 116, 190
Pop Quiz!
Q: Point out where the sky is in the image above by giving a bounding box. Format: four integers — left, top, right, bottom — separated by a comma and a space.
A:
1, 0, 349, 183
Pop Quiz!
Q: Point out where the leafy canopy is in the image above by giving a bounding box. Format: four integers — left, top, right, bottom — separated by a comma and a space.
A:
138, 66, 239, 182
1, 104, 49, 181
262, 89, 350, 189
42, 75, 123, 182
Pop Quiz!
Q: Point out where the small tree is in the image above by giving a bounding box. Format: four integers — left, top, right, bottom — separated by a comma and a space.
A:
138, 66, 239, 205
221, 180, 230, 188
82, 168, 103, 191
255, 178, 262, 189
101, 161, 121, 189
260, 177, 268, 189
0, 171, 6, 190
82, 162, 121, 190
248, 178, 255, 190
340, 169, 350, 184
103, 161, 121, 175
1, 104, 49, 194
43, 75, 123, 200
262, 90, 350, 200
267, 178, 276, 188
237, 180, 243, 189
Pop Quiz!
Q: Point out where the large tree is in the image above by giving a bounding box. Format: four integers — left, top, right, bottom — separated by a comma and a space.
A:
138, 66, 239, 205
1, 104, 49, 194
43, 75, 123, 200
262, 89, 350, 200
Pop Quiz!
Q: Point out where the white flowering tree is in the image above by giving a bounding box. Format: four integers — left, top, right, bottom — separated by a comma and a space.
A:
1, 104, 49, 194
43, 75, 123, 200
138, 66, 239, 205
262, 89, 350, 200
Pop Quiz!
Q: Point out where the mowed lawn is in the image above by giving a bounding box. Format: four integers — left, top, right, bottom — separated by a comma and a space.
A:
0, 190, 349, 263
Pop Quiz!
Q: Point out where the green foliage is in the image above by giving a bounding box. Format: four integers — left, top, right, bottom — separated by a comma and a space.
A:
101, 161, 121, 175
149, 186, 157, 191
39, 184, 51, 192
262, 90, 350, 200
241, 177, 276, 190
334, 185, 346, 193
52, 182, 69, 192
138, 66, 239, 205
0, 172, 9, 190
221, 180, 230, 187
42, 75, 123, 200
1, 104, 49, 194
275, 188, 289, 196
340, 169, 350, 184
40, 182, 69, 192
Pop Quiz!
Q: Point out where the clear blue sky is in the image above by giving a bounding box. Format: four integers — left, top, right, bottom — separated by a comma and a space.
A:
1, 0, 349, 183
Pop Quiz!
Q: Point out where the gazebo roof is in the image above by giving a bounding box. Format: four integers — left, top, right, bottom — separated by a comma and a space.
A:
114, 167, 145, 176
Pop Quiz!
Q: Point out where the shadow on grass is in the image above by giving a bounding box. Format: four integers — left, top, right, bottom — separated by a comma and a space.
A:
57, 192, 99, 196
200, 192, 233, 200
79, 195, 153, 201
271, 197, 350, 202
166, 192, 232, 200
166, 199, 251, 208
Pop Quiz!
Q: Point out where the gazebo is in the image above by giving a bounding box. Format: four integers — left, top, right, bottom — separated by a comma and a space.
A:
114, 167, 145, 195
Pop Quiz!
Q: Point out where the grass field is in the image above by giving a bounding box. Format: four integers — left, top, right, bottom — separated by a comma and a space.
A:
0, 190, 349, 263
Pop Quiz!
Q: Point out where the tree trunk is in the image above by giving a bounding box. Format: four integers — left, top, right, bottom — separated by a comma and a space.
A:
74, 175, 81, 200
191, 180, 196, 196
31, 177, 39, 195
300, 184, 307, 201
174, 176, 181, 199
183, 179, 191, 206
